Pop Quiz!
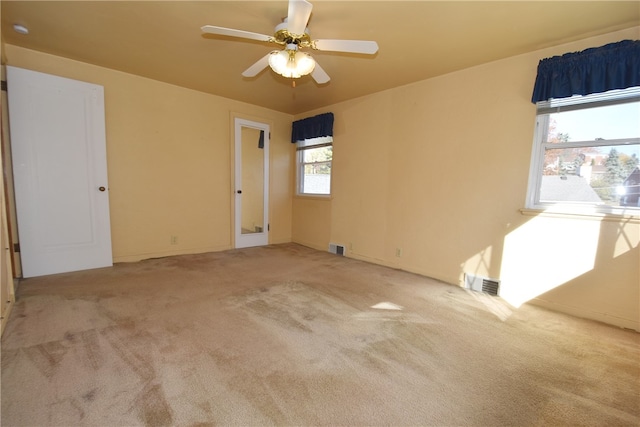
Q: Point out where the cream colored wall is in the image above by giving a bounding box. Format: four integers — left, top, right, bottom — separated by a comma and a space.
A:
3, 45, 293, 262
293, 27, 640, 331
291, 196, 332, 250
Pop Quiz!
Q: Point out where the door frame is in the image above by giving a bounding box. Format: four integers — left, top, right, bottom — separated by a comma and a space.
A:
233, 116, 269, 248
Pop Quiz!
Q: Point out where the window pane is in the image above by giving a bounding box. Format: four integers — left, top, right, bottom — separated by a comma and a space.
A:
304, 161, 331, 175
302, 165, 331, 194
300, 146, 332, 195
546, 101, 640, 142
541, 144, 640, 206
303, 146, 332, 162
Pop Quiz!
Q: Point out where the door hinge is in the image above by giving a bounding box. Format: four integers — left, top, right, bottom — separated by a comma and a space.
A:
1, 80, 7, 92
268, 224, 270, 231
13, 243, 20, 253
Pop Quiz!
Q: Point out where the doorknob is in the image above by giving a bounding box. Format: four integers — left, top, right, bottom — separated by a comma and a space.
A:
98, 186, 106, 192
237, 190, 242, 194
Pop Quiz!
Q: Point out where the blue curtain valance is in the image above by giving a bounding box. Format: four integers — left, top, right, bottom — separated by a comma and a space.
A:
531, 39, 640, 103
291, 112, 334, 143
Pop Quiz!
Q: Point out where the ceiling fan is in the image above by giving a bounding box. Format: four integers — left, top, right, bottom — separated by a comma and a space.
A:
201, 0, 378, 84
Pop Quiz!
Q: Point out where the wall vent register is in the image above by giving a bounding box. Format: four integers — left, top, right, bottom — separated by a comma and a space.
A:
465, 273, 500, 296
328, 243, 345, 256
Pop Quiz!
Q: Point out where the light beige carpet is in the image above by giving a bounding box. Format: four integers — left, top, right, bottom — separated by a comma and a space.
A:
1, 243, 639, 426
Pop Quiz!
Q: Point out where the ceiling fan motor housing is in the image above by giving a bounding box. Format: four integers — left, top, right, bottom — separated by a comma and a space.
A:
274, 22, 312, 48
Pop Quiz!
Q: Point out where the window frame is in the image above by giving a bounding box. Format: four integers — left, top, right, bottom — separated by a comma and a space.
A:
296, 137, 333, 197
526, 88, 640, 216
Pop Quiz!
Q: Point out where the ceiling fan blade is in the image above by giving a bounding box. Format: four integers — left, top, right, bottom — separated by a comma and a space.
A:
242, 53, 271, 77
287, 0, 313, 35
313, 39, 379, 55
311, 62, 330, 84
201, 25, 271, 42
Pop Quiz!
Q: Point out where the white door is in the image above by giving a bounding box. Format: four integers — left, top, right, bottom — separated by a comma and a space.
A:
7, 66, 112, 277
234, 118, 269, 248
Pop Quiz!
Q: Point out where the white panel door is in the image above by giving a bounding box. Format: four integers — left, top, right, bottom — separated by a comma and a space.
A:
7, 66, 112, 277
234, 118, 269, 248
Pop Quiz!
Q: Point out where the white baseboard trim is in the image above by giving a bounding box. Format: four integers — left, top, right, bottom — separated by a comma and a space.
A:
531, 297, 640, 332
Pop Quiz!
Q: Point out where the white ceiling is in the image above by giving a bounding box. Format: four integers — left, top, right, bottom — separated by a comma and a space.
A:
2, 1, 639, 115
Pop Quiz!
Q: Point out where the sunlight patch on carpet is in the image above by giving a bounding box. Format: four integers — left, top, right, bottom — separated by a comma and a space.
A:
371, 302, 404, 310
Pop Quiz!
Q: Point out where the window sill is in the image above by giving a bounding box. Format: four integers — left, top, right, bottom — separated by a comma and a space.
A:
520, 208, 640, 223
294, 194, 333, 201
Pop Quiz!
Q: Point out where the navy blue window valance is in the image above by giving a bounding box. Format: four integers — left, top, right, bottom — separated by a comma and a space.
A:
531, 39, 640, 104
291, 112, 334, 143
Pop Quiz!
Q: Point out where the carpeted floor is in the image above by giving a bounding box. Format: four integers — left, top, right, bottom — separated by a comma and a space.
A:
1, 243, 639, 426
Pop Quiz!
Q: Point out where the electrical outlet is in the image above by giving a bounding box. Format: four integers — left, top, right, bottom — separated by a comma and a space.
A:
170, 236, 178, 245
395, 248, 402, 257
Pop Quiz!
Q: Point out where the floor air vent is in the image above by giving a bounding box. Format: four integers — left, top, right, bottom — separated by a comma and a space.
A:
328, 243, 345, 256
465, 273, 500, 296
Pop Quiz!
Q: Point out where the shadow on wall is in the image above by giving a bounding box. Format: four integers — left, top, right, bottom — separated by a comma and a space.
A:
461, 210, 639, 326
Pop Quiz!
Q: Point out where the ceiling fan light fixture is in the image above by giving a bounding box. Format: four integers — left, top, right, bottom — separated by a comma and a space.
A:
268, 47, 315, 79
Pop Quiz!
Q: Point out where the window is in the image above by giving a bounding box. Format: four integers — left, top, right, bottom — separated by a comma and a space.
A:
527, 87, 640, 215
297, 136, 333, 195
